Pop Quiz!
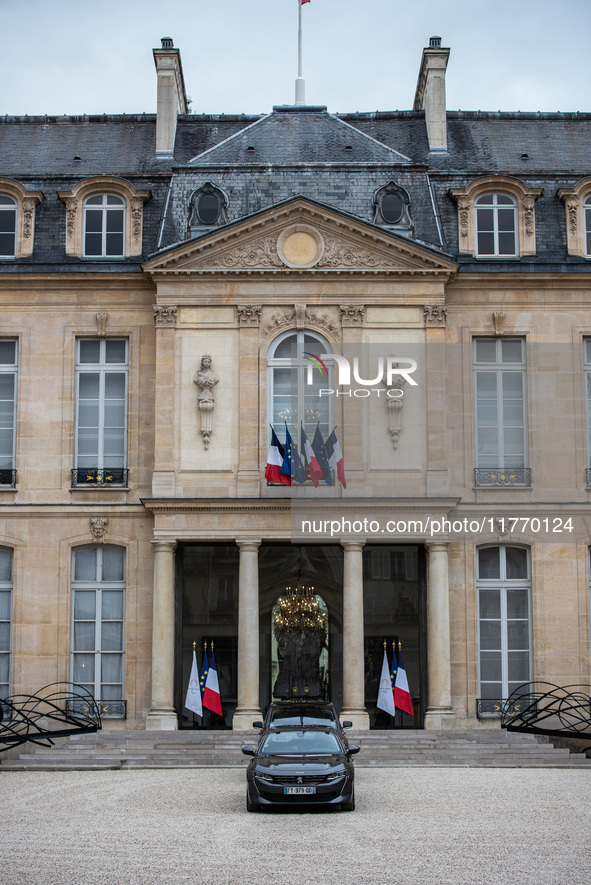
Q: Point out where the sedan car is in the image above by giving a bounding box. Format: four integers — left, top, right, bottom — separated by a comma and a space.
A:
242, 727, 359, 812
253, 701, 353, 742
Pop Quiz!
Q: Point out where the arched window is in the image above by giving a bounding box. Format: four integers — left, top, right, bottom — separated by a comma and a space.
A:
372, 181, 412, 231
83, 194, 125, 257
0, 195, 17, 258
477, 545, 531, 706
267, 330, 333, 456
71, 545, 126, 715
584, 195, 591, 257
475, 193, 518, 257
188, 183, 228, 234
0, 547, 13, 698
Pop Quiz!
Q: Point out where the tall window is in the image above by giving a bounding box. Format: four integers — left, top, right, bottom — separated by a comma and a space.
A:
475, 193, 518, 257
83, 194, 125, 257
74, 338, 128, 486
585, 339, 591, 485
585, 196, 591, 257
0, 195, 17, 258
0, 547, 13, 699
0, 340, 17, 486
477, 546, 531, 702
474, 337, 528, 484
71, 546, 125, 710
267, 330, 332, 452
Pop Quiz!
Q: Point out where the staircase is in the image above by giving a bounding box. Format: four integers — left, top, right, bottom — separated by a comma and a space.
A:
2, 728, 590, 770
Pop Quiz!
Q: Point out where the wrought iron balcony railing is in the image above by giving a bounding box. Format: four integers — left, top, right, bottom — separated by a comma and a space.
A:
477, 698, 526, 718
0, 469, 16, 487
474, 467, 531, 487
66, 698, 127, 719
71, 468, 128, 488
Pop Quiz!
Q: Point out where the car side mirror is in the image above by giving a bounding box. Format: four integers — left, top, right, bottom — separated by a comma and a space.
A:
341, 721, 353, 729
348, 745, 361, 755
241, 746, 255, 756
252, 721, 264, 729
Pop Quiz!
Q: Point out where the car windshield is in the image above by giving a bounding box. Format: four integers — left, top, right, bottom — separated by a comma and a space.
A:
270, 711, 336, 728
259, 730, 342, 756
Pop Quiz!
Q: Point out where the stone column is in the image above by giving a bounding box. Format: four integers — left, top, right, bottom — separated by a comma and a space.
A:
424, 542, 455, 729
340, 541, 369, 729
233, 539, 262, 730
236, 307, 262, 496
147, 540, 178, 730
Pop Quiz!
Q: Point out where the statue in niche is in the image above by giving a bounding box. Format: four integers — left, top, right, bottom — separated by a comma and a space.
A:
194, 354, 219, 449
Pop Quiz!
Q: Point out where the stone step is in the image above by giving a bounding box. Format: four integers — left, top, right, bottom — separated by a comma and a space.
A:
3, 728, 590, 770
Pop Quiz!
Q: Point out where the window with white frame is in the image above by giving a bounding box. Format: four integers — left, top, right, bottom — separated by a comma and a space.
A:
83, 194, 125, 257
0, 340, 17, 486
74, 338, 128, 486
71, 545, 125, 709
473, 337, 528, 483
267, 329, 333, 467
475, 193, 518, 257
0, 547, 13, 699
0, 195, 17, 258
477, 545, 531, 702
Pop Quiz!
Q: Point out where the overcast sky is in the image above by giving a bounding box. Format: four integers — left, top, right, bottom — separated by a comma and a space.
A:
2, 0, 590, 117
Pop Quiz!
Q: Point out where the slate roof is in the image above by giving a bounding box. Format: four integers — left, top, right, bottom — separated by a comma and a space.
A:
1, 107, 591, 272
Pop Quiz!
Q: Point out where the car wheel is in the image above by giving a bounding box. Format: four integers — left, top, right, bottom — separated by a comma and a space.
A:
341, 789, 355, 812
246, 791, 260, 813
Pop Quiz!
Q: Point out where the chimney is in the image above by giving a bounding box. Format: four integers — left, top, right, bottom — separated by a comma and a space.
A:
413, 36, 450, 152
153, 37, 188, 156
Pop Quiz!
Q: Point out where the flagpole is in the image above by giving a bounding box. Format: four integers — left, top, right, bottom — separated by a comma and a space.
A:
295, 0, 305, 106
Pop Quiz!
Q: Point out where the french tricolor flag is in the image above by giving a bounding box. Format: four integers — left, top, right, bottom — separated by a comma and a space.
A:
265, 428, 291, 486
202, 646, 223, 716
301, 425, 322, 487
326, 429, 346, 488
394, 648, 414, 716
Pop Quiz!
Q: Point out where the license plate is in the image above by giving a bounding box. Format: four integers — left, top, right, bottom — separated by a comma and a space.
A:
284, 786, 316, 795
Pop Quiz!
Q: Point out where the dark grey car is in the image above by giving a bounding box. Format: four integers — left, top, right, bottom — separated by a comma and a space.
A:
242, 727, 359, 812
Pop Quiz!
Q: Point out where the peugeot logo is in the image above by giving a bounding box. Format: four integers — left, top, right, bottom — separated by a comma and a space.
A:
296, 776, 303, 784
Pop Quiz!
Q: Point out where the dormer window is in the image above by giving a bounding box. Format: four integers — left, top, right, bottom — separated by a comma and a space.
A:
373, 181, 412, 232
83, 194, 125, 257
188, 183, 228, 234
0, 196, 17, 257
475, 193, 517, 257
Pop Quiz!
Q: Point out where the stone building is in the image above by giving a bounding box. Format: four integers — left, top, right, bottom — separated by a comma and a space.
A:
1, 37, 590, 731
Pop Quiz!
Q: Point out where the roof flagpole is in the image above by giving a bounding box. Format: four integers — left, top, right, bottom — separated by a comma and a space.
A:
295, 0, 309, 105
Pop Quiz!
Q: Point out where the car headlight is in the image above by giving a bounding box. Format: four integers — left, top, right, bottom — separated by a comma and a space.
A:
326, 770, 345, 780
256, 773, 274, 782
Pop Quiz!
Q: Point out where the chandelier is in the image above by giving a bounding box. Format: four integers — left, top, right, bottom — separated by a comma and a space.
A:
273, 576, 327, 642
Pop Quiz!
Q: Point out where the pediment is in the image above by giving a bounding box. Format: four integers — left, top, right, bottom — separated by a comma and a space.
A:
143, 199, 458, 278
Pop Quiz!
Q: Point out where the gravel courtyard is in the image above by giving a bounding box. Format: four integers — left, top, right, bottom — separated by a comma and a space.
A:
2, 767, 591, 885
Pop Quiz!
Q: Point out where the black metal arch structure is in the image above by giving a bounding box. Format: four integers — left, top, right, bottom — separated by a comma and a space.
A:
500, 682, 591, 744
0, 683, 102, 750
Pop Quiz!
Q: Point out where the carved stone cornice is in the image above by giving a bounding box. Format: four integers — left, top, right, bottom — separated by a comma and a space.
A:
236, 304, 262, 326
340, 305, 365, 327
424, 305, 447, 327
208, 237, 283, 268
319, 236, 400, 269
153, 306, 177, 327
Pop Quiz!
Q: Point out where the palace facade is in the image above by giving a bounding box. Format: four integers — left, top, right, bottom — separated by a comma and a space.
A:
1, 37, 590, 731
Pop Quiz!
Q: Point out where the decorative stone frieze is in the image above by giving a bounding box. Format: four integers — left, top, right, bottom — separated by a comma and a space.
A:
194, 355, 219, 449
424, 305, 447, 327
263, 307, 340, 339
236, 304, 262, 326
153, 306, 177, 327
208, 236, 283, 268
340, 305, 365, 327
90, 517, 109, 542
320, 235, 400, 269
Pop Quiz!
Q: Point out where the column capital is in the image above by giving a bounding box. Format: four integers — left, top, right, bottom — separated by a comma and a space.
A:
340, 539, 365, 551
236, 538, 262, 549
151, 539, 177, 551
